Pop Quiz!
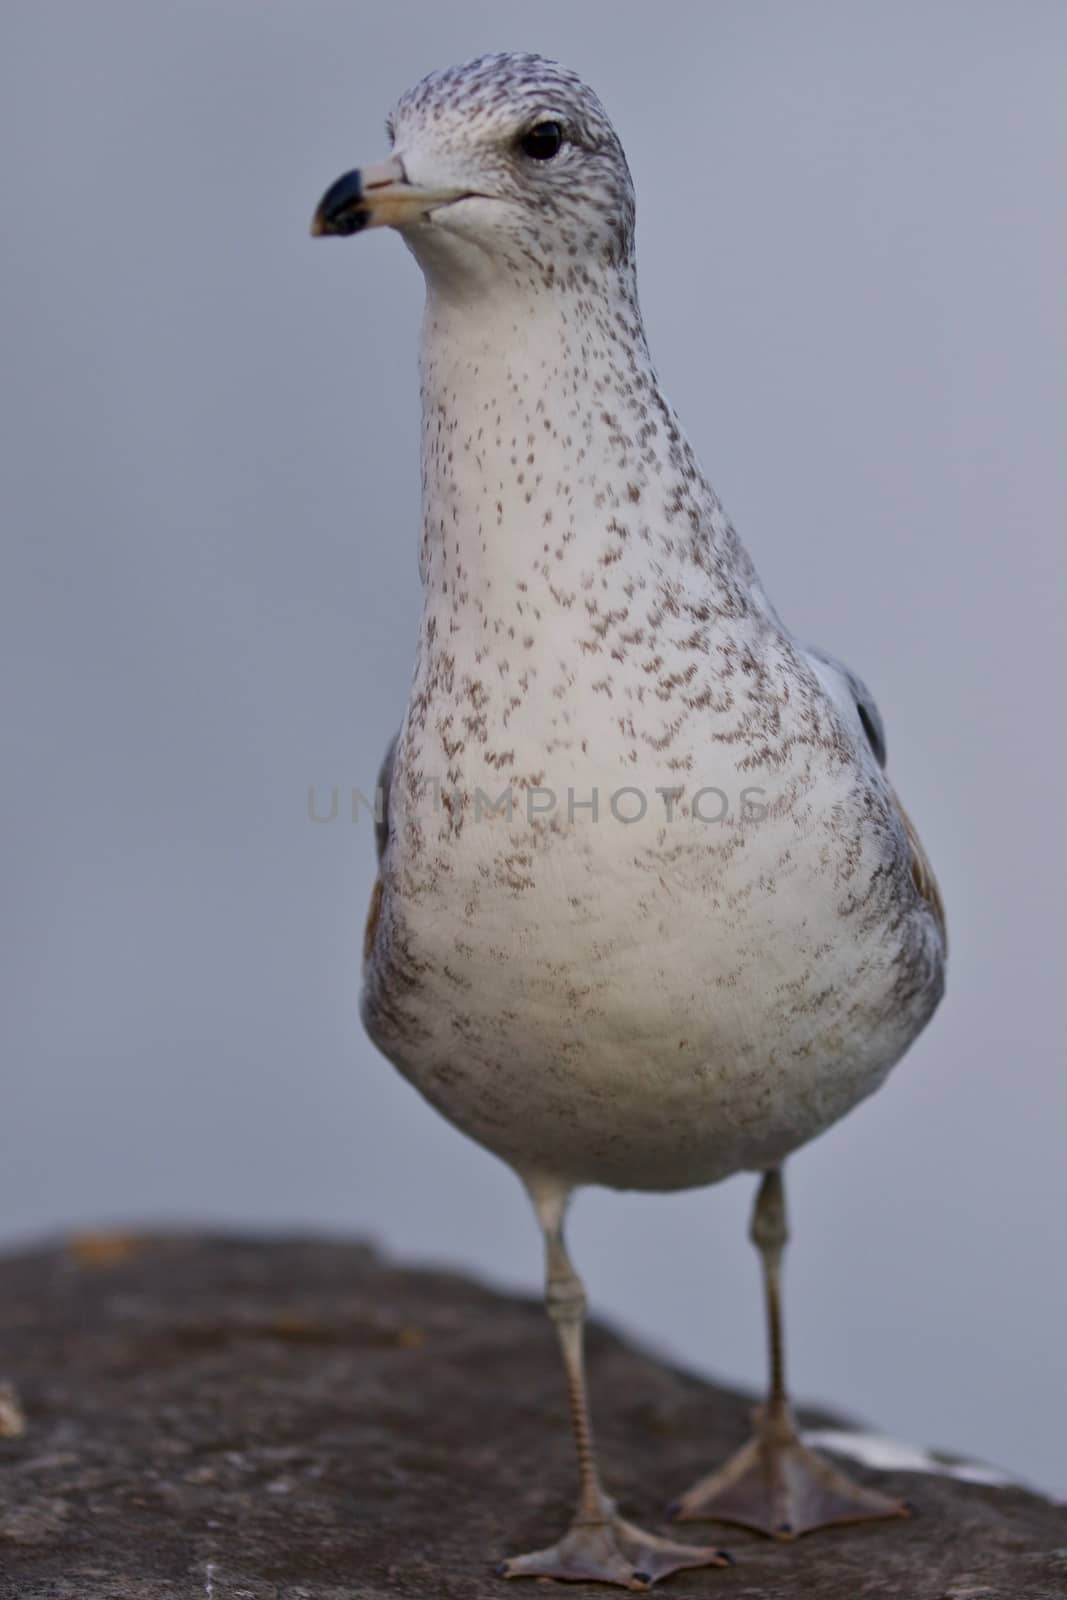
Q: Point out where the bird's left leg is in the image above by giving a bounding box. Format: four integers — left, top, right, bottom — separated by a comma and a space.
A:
498, 1178, 730, 1589
669, 1167, 908, 1539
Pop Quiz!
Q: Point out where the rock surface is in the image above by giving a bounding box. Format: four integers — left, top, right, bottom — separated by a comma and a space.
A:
0, 1233, 1063, 1599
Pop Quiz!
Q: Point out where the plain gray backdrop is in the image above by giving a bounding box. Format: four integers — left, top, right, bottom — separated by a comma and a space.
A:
3, 1, 1065, 1495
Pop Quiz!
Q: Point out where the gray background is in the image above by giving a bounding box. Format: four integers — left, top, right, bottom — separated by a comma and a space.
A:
3, 0, 1065, 1495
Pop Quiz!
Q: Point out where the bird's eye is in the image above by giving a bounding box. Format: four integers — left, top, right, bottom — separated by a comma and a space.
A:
519, 121, 564, 161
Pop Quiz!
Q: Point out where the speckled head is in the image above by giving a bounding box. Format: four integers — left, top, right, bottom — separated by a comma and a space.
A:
311, 53, 636, 289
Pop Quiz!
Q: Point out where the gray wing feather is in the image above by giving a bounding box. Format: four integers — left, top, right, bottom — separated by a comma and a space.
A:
375, 731, 399, 864
803, 643, 945, 949
804, 643, 887, 768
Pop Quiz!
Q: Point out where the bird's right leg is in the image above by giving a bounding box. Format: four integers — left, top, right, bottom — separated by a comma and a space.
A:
497, 1179, 729, 1591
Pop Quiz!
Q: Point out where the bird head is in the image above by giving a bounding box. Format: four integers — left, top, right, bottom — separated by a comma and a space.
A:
311, 53, 637, 291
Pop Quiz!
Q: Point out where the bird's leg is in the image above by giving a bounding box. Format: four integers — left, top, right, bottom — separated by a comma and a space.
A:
498, 1181, 730, 1590
669, 1168, 909, 1539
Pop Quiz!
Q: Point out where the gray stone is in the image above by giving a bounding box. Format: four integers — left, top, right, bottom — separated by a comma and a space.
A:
0, 1234, 1063, 1599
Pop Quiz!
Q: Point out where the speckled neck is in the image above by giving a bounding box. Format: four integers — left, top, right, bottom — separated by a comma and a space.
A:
415, 270, 761, 639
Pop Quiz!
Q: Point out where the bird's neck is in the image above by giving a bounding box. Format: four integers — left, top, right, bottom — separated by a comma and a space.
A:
415, 274, 761, 617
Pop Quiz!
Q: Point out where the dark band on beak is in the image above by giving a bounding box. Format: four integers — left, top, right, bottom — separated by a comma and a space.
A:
311, 170, 368, 237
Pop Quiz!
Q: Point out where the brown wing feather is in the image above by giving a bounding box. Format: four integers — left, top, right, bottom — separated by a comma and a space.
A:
889, 783, 947, 954
363, 874, 384, 961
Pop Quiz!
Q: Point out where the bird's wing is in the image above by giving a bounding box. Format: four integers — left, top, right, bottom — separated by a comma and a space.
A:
888, 780, 947, 952
364, 731, 399, 960
803, 642, 887, 768
802, 643, 946, 952
373, 730, 399, 865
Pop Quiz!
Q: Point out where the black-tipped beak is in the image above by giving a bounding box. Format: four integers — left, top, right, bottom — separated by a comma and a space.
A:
311, 155, 473, 238
311, 169, 369, 237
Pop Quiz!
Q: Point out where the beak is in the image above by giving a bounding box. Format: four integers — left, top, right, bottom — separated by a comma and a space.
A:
310, 155, 470, 237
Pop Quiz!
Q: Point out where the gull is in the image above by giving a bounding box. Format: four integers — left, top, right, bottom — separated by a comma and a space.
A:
312, 51, 946, 1590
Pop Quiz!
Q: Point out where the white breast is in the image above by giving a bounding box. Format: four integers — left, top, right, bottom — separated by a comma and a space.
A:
363, 629, 942, 1191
